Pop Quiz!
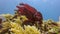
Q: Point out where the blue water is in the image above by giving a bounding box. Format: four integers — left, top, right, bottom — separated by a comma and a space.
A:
0, 0, 60, 21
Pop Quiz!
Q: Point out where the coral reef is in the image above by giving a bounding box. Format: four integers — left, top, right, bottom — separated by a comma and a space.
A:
0, 3, 60, 34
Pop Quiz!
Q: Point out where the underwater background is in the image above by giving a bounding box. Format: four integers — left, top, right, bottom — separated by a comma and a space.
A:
0, 0, 60, 21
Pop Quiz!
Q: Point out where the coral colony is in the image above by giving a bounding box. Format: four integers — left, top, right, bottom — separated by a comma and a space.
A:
0, 3, 60, 34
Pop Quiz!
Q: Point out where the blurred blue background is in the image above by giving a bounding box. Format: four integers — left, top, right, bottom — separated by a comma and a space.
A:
0, 0, 60, 21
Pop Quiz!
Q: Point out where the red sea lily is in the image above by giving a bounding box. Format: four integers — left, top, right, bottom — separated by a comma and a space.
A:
16, 3, 36, 14
16, 3, 43, 26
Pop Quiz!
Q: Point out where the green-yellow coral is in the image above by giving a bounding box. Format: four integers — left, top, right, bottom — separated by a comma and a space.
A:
24, 25, 40, 34
10, 22, 24, 34
12, 15, 28, 25
10, 22, 40, 34
1, 14, 13, 19
20, 15, 28, 22
2, 21, 11, 28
